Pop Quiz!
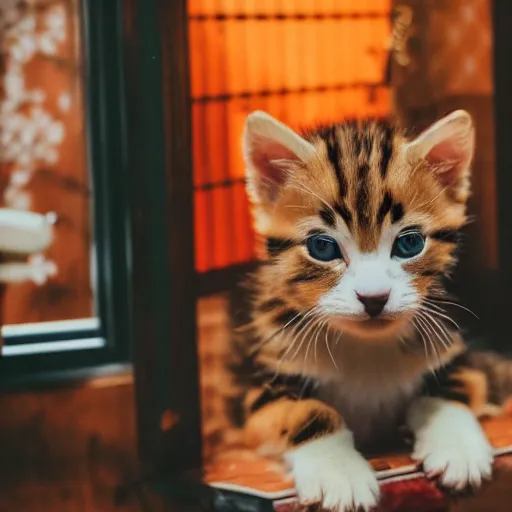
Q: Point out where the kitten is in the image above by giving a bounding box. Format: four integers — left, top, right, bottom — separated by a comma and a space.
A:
227, 110, 499, 512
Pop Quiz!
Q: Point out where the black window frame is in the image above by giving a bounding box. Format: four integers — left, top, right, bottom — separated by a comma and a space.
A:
0, 0, 131, 383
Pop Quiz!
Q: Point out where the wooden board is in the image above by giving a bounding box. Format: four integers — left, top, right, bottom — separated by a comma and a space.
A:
204, 414, 512, 501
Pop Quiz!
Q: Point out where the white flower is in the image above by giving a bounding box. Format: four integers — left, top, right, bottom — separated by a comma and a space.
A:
44, 7, 65, 37
4, 186, 31, 210
19, 122, 36, 145
28, 254, 58, 285
4, 70, 25, 97
17, 13, 36, 32
16, 152, 33, 167
16, 35, 37, 62
58, 93, 71, 111
11, 168, 31, 186
47, 121, 64, 144
0, 0, 68, 211
38, 34, 57, 55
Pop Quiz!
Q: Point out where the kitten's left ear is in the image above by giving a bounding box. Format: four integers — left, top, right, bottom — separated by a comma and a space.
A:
405, 110, 474, 202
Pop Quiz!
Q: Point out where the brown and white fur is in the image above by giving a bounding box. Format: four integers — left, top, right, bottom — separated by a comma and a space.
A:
228, 110, 496, 511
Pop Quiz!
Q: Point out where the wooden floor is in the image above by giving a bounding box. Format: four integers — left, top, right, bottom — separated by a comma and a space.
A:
3, 294, 512, 512
0, 373, 142, 512
3, 378, 512, 511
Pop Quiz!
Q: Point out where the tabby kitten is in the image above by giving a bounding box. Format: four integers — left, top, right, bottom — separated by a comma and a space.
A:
229, 110, 495, 512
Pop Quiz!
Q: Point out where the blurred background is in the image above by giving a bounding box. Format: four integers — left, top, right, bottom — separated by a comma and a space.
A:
0, 0, 506, 510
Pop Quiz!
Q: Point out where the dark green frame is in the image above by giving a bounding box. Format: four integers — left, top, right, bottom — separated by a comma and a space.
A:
123, 0, 202, 476
491, 0, 512, 352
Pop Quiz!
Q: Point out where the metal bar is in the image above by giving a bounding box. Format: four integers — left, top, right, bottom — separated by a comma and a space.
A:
188, 13, 388, 22
195, 178, 245, 192
193, 83, 385, 103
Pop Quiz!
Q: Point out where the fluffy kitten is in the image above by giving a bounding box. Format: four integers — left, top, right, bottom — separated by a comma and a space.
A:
227, 110, 500, 511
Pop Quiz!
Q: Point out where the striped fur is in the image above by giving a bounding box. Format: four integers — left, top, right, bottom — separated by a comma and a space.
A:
228, 110, 502, 509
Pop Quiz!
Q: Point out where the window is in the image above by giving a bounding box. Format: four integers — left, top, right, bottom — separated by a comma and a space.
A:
0, 0, 130, 380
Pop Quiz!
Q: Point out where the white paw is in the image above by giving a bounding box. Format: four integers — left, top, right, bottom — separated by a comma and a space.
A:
285, 430, 379, 511
408, 398, 493, 491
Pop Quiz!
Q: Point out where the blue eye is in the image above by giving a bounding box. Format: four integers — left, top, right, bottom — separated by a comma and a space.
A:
306, 235, 342, 262
392, 231, 425, 259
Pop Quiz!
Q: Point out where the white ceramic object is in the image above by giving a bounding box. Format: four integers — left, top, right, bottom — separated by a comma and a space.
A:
0, 262, 38, 283
0, 208, 53, 254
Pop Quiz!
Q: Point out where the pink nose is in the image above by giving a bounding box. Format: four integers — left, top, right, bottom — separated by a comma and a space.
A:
356, 292, 390, 318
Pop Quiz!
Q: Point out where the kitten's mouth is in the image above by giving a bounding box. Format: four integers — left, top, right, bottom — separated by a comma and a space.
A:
360, 318, 396, 329
343, 317, 398, 331
329, 313, 412, 339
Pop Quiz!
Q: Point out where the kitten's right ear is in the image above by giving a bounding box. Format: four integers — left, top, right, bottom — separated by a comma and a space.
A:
404, 110, 474, 203
243, 111, 316, 205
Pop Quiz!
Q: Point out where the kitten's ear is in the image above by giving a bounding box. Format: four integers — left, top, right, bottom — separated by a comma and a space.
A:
405, 110, 474, 202
243, 111, 316, 205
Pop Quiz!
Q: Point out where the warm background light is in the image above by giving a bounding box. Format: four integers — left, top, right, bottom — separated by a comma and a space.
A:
188, 0, 392, 272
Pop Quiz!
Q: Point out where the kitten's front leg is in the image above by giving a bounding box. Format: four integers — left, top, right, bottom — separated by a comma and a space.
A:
286, 426, 379, 511
245, 395, 379, 511
407, 397, 493, 490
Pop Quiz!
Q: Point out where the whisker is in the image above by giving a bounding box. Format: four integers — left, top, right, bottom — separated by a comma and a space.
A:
284, 205, 309, 210
421, 298, 447, 313
313, 320, 324, 371
419, 309, 454, 344
418, 309, 453, 352
279, 308, 319, 363
288, 313, 320, 362
288, 184, 337, 218
412, 317, 430, 363
416, 311, 448, 365
249, 307, 313, 356
271, 308, 320, 381
420, 305, 460, 331
415, 316, 439, 366
325, 325, 339, 371
233, 321, 257, 334
299, 375, 314, 399
398, 333, 417, 353
420, 187, 446, 209
426, 297, 479, 320
302, 319, 323, 373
